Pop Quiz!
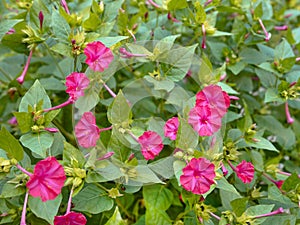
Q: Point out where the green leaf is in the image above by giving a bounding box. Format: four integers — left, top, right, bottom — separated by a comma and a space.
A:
44, 109, 60, 126
145, 208, 172, 225
0, 183, 25, 198
50, 42, 72, 57
20, 132, 54, 158
281, 173, 300, 192
237, 137, 278, 152
75, 89, 99, 115
254, 2, 263, 19
40, 77, 66, 91
255, 68, 277, 88
153, 35, 180, 57
51, 10, 71, 42
105, 207, 126, 225
63, 141, 85, 168
0, 19, 22, 40
107, 90, 132, 125
149, 157, 175, 179
143, 184, 173, 210
144, 76, 175, 92
274, 38, 295, 60
194, 2, 206, 24
268, 186, 297, 208
96, 36, 128, 47
264, 88, 284, 103
176, 118, 198, 150
19, 80, 51, 112
13, 112, 33, 133
167, 0, 188, 10
0, 126, 24, 161
230, 198, 248, 217
83, 13, 101, 32
127, 165, 164, 186
239, 48, 267, 64
72, 184, 114, 214
28, 194, 62, 225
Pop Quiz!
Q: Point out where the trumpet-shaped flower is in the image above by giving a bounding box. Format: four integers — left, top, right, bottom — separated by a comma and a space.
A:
84, 41, 114, 72
138, 131, 164, 160
235, 160, 255, 183
188, 104, 222, 136
75, 112, 100, 148
164, 117, 179, 140
180, 158, 216, 195
196, 85, 230, 117
54, 212, 87, 225
26, 157, 66, 202
65, 72, 90, 102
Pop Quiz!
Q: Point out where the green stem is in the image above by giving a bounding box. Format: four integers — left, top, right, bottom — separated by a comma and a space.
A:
115, 198, 134, 221
52, 119, 76, 145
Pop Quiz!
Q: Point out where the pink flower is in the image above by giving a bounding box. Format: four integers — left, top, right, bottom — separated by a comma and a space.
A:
164, 117, 179, 140
65, 72, 90, 102
196, 85, 230, 117
84, 41, 114, 72
26, 157, 66, 202
54, 212, 87, 225
75, 112, 100, 148
180, 158, 216, 195
138, 131, 164, 160
188, 104, 222, 136
235, 160, 255, 183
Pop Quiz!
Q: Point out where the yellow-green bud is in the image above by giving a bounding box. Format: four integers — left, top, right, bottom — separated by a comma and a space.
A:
73, 177, 83, 188
64, 177, 74, 187
31, 125, 40, 133
108, 187, 123, 199
74, 168, 86, 179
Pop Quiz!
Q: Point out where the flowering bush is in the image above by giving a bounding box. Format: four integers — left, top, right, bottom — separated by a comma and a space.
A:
0, 1, 299, 225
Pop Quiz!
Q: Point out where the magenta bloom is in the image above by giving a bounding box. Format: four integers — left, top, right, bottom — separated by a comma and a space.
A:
164, 117, 179, 140
235, 160, 255, 183
54, 212, 87, 225
26, 157, 66, 202
84, 41, 114, 72
196, 85, 230, 117
180, 158, 216, 195
188, 104, 222, 136
65, 72, 90, 102
75, 112, 100, 148
138, 131, 164, 160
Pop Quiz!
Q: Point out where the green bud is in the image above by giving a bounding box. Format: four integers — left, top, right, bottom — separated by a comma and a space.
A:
108, 187, 123, 199
74, 168, 86, 179
64, 166, 74, 176
31, 125, 40, 133
64, 177, 74, 187
73, 177, 83, 188
174, 151, 184, 159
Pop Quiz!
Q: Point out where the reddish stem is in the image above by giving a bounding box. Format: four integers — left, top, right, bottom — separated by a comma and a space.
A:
255, 207, 284, 219
66, 188, 74, 214
16, 164, 33, 177
285, 102, 294, 124
17, 50, 33, 85
43, 98, 73, 112
20, 192, 29, 225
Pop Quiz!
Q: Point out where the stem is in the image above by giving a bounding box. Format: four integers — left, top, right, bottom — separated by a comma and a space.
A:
258, 18, 270, 41
43, 98, 73, 112
285, 102, 294, 124
126, 29, 136, 43
296, 57, 300, 62
127, 130, 139, 143
201, 24, 206, 49
255, 207, 284, 219
99, 126, 113, 132
20, 192, 29, 225
102, 82, 117, 98
17, 50, 33, 85
115, 198, 134, 220
147, 0, 160, 8
16, 164, 33, 177
61, 0, 70, 14
66, 188, 74, 214
209, 212, 221, 221
226, 160, 237, 173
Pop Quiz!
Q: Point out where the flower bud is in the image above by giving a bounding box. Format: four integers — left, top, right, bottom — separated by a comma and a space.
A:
108, 187, 123, 199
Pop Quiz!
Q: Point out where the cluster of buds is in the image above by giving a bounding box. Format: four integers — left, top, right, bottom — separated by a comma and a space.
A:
223, 48, 240, 65
64, 158, 86, 188
0, 158, 17, 173
279, 81, 300, 101
244, 124, 259, 142
120, 167, 137, 184
223, 140, 239, 161
173, 148, 194, 162
195, 202, 217, 223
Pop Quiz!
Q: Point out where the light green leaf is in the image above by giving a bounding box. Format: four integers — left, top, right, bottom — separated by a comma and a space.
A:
105, 207, 126, 225
0, 183, 25, 198
143, 184, 173, 210
51, 10, 71, 42
167, 0, 188, 10
19, 80, 51, 112
176, 118, 198, 150
13, 112, 33, 133
149, 157, 175, 179
274, 38, 295, 60
107, 90, 132, 125
75, 89, 99, 115
0, 126, 24, 161
72, 184, 114, 214
0, 19, 22, 40
28, 194, 62, 225
50, 42, 72, 57
264, 88, 284, 103
237, 136, 278, 152
217, 82, 239, 94
63, 141, 85, 168
97, 36, 128, 47
144, 76, 175, 92
145, 208, 172, 225
20, 132, 54, 158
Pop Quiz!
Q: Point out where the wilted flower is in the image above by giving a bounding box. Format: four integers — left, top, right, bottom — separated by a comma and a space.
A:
188, 104, 222, 136
75, 112, 100, 148
235, 160, 255, 183
138, 131, 164, 160
84, 41, 114, 72
180, 157, 216, 195
164, 117, 179, 140
66, 72, 90, 102
26, 157, 66, 202
54, 212, 87, 225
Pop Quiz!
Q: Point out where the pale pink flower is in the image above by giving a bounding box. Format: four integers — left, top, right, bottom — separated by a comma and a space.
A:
138, 131, 164, 160
54, 212, 87, 225
164, 117, 179, 140
188, 104, 222, 136
65, 72, 90, 102
84, 41, 114, 72
180, 158, 216, 195
75, 112, 100, 148
26, 157, 66, 202
196, 85, 230, 117
235, 160, 255, 183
